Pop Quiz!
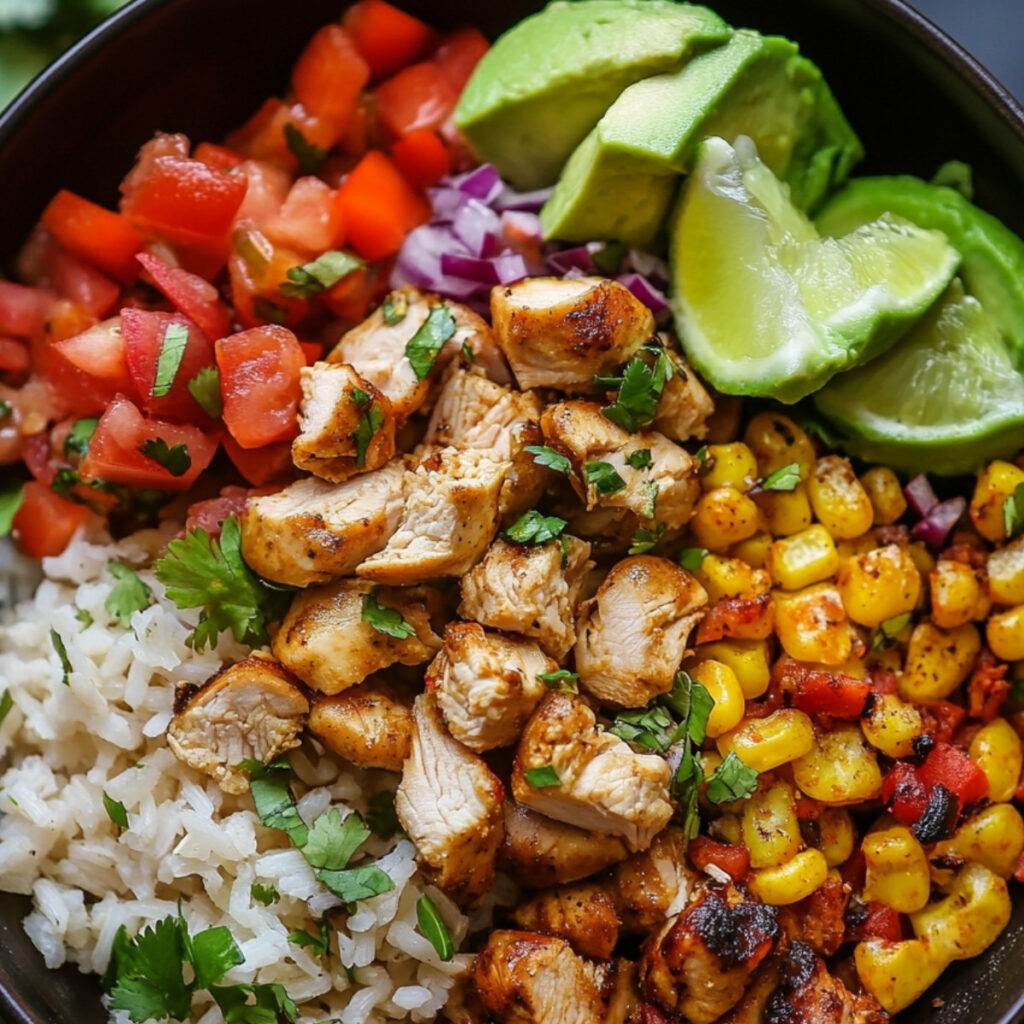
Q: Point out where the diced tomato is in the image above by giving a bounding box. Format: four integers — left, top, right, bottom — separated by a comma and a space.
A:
921, 700, 967, 744
918, 742, 989, 810
868, 667, 899, 695
343, 0, 435, 79
11, 480, 90, 558
695, 593, 774, 644
790, 667, 871, 720
391, 129, 451, 188
41, 189, 144, 284
216, 325, 305, 449
232, 158, 291, 228
136, 252, 232, 341
185, 485, 264, 536
0, 281, 57, 338
221, 434, 296, 486
687, 836, 750, 881
320, 261, 393, 328
432, 27, 489, 94
264, 176, 343, 252
291, 24, 370, 127
335, 150, 430, 262
300, 341, 324, 364
0, 338, 30, 373
79, 396, 217, 491
44, 241, 120, 318
21, 430, 56, 484
373, 60, 457, 138
845, 902, 905, 943
226, 230, 309, 330
882, 761, 930, 825
227, 98, 340, 173
192, 142, 246, 171
51, 317, 137, 400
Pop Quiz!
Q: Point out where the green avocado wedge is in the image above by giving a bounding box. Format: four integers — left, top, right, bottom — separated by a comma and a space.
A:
540, 31, 863, 249
453, 0, 730, 190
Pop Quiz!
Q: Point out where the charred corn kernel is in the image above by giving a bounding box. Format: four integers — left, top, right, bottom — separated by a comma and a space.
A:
755, 485, 813, 537
970, 460, 1024, 541
837, 544, 921, 627
711, 811, 743, 846
742, 779, 801, 868
932, 804, 1024, 880
987, 605, 1024, 661
743, 412, 816, 475
862, 826, 931, 913
729, 530, 773, 569
910, 863, 1011, 962
854, 938, 946, 1015
716, 708, 815, 772
930, 559, 986, 629
969, 718, 1023, 803
767, 525, 839, 591
773, 583, 852, 665
861, 693, 924, 759
819, 807, 856, 867
835, 533, 880, 559
988, 536, 1024, 605
690, 486, 760, 551
907, 541, 936, 579
860, 466, 908, 525
899, 621, 982, 703
693, 639, 771, 699
697, 554, 770, 602
792, 723, 882, 805
807, 455, 875, 540
749, 848, 828, 905
702, 443, 758, 492
692, 660, 745, 739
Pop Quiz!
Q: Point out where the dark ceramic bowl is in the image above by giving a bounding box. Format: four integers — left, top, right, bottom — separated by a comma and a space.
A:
2, 0, 1024, 1022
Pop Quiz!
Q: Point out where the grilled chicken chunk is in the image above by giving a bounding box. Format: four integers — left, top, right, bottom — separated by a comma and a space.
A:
395, 694, 504, 904
639, 883, 780, 1024
652, 345, 715, 444
606, 827, 695, 934
167, 653, 309, 795
459, 536, 593, 660
473, 931, 638, 1024
575, 556, 707, 708
428, 622, 556, 752
500, 802, 631, 888
357, 447, 507, 585
490, 276, 653, 392
307, 679, 412, 771
291, 362, 396, 482
777, 876, 849, 958
272, 578, 442, 694
511, 692, 673, 851
511, 882, 622, 960
240, 460, 404, 587
540, 401, 700, 530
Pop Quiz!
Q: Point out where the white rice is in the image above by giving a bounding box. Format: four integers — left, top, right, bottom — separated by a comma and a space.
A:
0, 523, 483, 1023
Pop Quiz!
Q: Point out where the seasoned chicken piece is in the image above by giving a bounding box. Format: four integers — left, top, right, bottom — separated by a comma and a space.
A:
240, 460, 404, 587
459, 536, 593, 660
490, 276, 653, 391
575, 556, 707, 708
291, 362, 396, 482
511, 882, 621, 960
357, 447, 507, 585
652, 344, 715, 444
639, 883, 780, 1024
428, 622, 556, 752
473, 931, 638, 1024
307, 679, 412, 771
395, 694, 504, 904
606, 827, 695, 934
273, 578, 441, 694
500, 802, 631, 888
540, 401, 700, 530
511, 692, 673, 851
167, 653, 309, 795
777, 876, 849, 958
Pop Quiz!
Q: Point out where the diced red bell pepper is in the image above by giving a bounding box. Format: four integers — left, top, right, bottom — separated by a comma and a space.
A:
391, 129, 452, 188
373, 60, 457, 138
790, 667, 871, 720
687, 836, 750, 881
343, 0, 435, 79
845, 902, 905, 943
882, 761, 930, 825
695, 593, 774, 644
11, 480, 90, 558
136, 252, 232, 341
918, 742, 989, 810
967, 648, 1010, 722
291, 24, 370, 126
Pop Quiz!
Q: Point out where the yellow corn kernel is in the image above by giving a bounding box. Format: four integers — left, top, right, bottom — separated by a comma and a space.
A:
767, 525, 839, 591
701, 442, 758, 492
755, 485, 813, 538
749, 848, 828, 906
689, 486, 761, 552
931, 804, 1024, 880
691, 660, 745, 739
696, 554, 770, 603
987, 605, 1024, 661
988, 536, 1024, 606
970, 460, 1024, 541
837, 544, 921, 627
862, 826, 931, 913
854, 938, 946, 1015
835, 533, 881, 559
728, 530, 773, 570
693, 639, 771, 699
910, 863, 1011, 962
716, 708, 815, 772
899, 621, 982, 704
711, 811, 743, 846
742, 411, 817, 475
969, 718, 1023, 803
773, 583, 852, 665
807, 455, 874, 540
792, 723, 882, 804
860, 466, 908, 525
819, 807, 856, 867
741, 779, 801, 869
861, 693, 924, 759
930, 559, 987, 630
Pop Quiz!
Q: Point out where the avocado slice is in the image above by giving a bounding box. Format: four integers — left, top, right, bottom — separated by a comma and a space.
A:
453, 0, 731, 190
540, 31, 863, 250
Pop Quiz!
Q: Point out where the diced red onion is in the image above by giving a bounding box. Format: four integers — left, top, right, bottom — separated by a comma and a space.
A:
911, 496, 966, 550
450, 163, 503, 203
617, 272, 670, 317
425, 185, 466, 222
904, 474, 939, 518
452, 198, 500, 257
623, 248, 670, 290
493, 185, 555, 212
493, 253, 529, 284
440, 252, 503, 284
547, 243, 600, 275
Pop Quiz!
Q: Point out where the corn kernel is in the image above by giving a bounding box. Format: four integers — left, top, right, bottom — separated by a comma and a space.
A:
690, 486, 761, 552
835, 533, 881, 559
711, 811, 743, 846
930, 559, 986, 629
969, 718, 1023, 803
742, 779, 801, 868
819, 807, 855, 867
931, 804, 1024, 880
693, 639, 772, 699
970, 460, 1024, 541
792, 723, 882, 804
692, 660, 745, 739
987, 605, 1024, 661
702, 443, 758, 492
743, 412, 817, 476
728, 530, 773, 569
861, 693, 924, 759
807, 455, 874, 539
863, 826, 931, 913
696, 554, 770, 603
860, 466, 908, 525
899, 621, 982, 703
837, 544, 921, 627
774, 583, 852, 665
767, 525, 840, 591
854, 938, 946, 1015
716, 708, 815, 772
749, 848, 828, 905
988, 536, 1024, 606
755, 485, 813, 537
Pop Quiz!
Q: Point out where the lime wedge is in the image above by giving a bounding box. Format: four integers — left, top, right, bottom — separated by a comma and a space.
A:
813, 279, 1024, 475
669, 136, 960, 403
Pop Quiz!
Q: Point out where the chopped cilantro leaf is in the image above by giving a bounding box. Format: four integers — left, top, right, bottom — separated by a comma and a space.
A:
537, 669, 579, 693
250, 883, 277, 906
361, 591, 416, 639
626, 448, 653, 470
279, 250, 365, 299
107, 916, 194, 1022
417, 895, 455, 961
525, 445, 573, 476
405, 304, 457, 380
189, 925, 245, 990
461, 339, 474, 361
64, 416, 99, 459
0, 689, 12, 727
103, 791, 128, 829
584, 460, 626, 496
288, 918, 331, 958
504, 509, 567, 545
760, 462, 801, 492
599, 346, 673, 433
188, 367, 224, 418
609, 704, 676, 751
642, 480, 659, 518
629, 522, 666, 555
284, 123, 326, 174
365, 790, 400, 839
1004, 482, 1024, 539
105, 561, 152, 629
352, 400, 385, 469
677, 547, 709, 573
75, 607, 94, 629
316, 863, 394, 904
870, 611, 913, 653
704, 752, 758, 803
50, 629, 72, 686
151, 322, 189, 398
252, 296, 289, 325
303, 809, 370, 872
382, 293, 408, 325
0, 482, 24, 537
694, 445, 708, 465
139, 438, 192, 477
244, 760, 309, 848
524, 764, 561, 788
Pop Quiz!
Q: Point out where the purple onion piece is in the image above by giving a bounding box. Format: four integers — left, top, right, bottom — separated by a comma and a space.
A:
493, 253, 530, 285
547, 243, 600, 276
623, 248, 670, 290
904, 474, 939, 518
493, 185, 555, 212
452, 198, 501, 258
425, 185, 466, 222
911, 496, 966, 550
617, 272, 670, 316
451, 163, 503, 203
440, 252, 501, 285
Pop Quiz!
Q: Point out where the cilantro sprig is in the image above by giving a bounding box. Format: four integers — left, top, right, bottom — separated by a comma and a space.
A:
279, 251, 364, 299
350, 390, 385, 469
759, 462, 802, 492
361, 590, 416, 639
704, 751, 758, 803
139, 438, 192, 477
525, 445, 573, 476
405, 304, 456, 381
284, 123, 325, 174
503, 509, 568, 545
416, 895, 454, 961
584, 460, 625, 496
105, 561, 152, 629
597, 344, 674, 433
151, 323, 189, 398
